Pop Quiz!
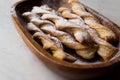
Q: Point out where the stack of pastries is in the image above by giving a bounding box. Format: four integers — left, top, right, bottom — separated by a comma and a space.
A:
22, 0, 118, 63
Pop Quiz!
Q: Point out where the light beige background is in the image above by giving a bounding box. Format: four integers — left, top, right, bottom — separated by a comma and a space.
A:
0, 0, 120, 80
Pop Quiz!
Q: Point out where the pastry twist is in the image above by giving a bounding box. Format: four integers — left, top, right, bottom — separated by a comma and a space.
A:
27, 22, 77, 62
58, 6, 118, 61
29, 5, 98, 59
31, 5, 92, 44
22, 2, 118, 62
68, 0, 117, 42
23, 12, 88, 49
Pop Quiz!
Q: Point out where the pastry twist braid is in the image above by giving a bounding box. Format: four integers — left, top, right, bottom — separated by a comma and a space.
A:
58, 6, 118, 61
27, 22, 77, 62
29, 5, 98, 59
68, 0, 116, 42
31, 5, 92, 44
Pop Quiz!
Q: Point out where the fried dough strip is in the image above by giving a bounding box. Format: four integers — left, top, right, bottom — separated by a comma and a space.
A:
58, 7, 92, 44
23, 12, 88, 49
58, 6, 118, 61
68, 0, 116, 42
32, 18, 98, 59
27, 22, 77, 62
58, 7, 98, 59
32, 18, 89, 49
24, 7, 98, 59
31, 5, 92, 44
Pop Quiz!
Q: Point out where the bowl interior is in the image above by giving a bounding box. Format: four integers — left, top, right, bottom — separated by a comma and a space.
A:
14, 0, 120, 65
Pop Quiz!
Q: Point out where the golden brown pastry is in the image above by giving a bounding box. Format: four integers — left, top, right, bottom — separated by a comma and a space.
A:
46, 34, 64, 49
85, 26, 118, 61
22, 12, 40, 21
23, 13, 88, 49
58, 7, 80, 19
42, 12, 93, 44
32, 5, 56, 14
68, 0, 117, 42
27, 22, 77, 62
31, 18, 88, 49
31, 18, 98, 59
58, 7, 84, 25
25, 6, 98, 59
58, 7, 92, 44
23, 4, 118, 62
31, 5, 92, 44
58, 7, 98, 59
23, 11, 96, 59
58, 5, 118, 61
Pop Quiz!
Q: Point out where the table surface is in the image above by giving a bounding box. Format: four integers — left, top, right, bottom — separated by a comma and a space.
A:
0, 0, 120, 80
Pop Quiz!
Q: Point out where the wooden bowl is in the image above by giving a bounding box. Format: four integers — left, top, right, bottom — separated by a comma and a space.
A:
11, 0, 120, 79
